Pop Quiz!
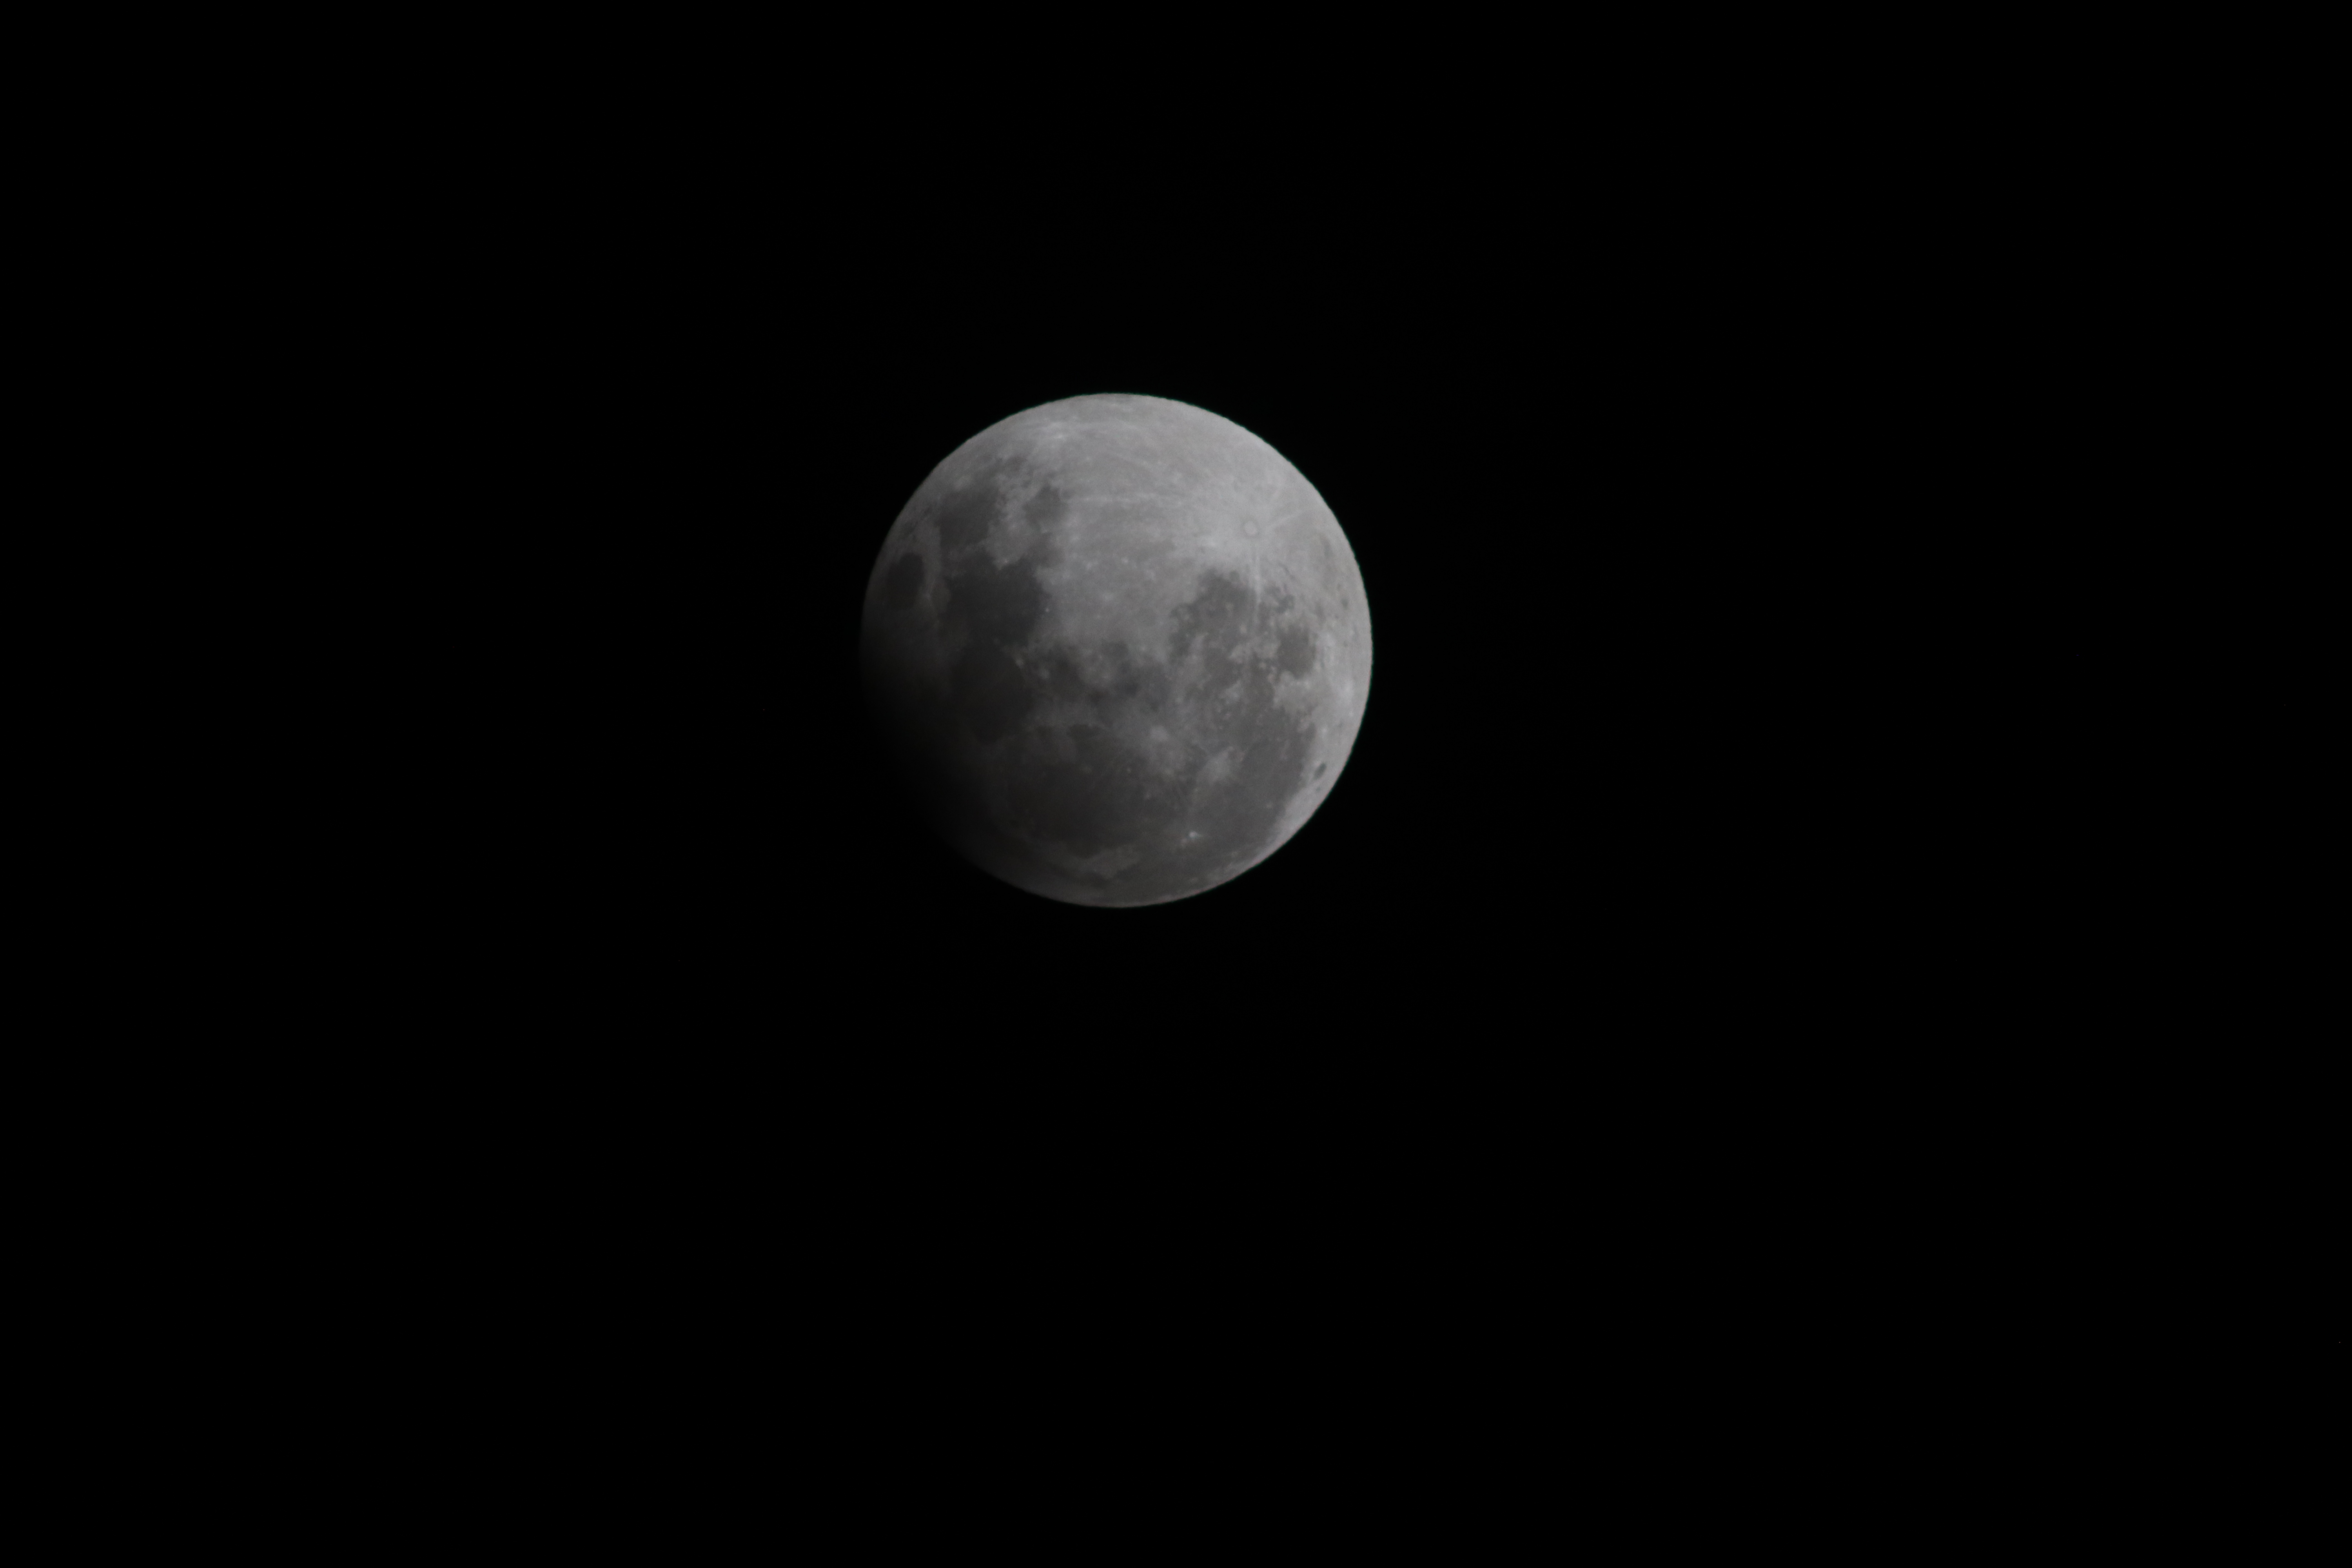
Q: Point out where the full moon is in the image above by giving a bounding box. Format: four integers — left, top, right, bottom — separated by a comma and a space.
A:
860, 394, 1372, 907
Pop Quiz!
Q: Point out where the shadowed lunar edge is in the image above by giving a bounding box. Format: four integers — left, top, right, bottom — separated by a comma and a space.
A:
860, 396, 1369, 907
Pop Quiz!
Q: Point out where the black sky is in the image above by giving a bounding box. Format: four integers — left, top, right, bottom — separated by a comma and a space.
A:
441, 194, 1978, 1058
330, 71, 2047, 1226
215, 50, 2163, 1474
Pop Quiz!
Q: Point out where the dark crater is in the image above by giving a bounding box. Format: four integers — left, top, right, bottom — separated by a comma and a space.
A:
1002, 722, 1174, 858
932, 466, 1009, 555
877, 541, 1325, 907
944, 550, 1044, 650
1024, 483, 1067, 529
1169, 571, 1252, 667
941, 535, 1047, 748
990, 569, 1316, 904
880, 553, 924, 612
951, 642, 1030, 745
1034, 640, 1170, 714
1276, 623, 1316, 677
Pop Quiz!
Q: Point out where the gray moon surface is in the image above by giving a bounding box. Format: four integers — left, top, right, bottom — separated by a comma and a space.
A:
860, 394, 1372, 907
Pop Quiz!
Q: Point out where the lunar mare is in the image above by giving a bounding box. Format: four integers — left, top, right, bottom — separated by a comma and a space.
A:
860, 394, 1372, 906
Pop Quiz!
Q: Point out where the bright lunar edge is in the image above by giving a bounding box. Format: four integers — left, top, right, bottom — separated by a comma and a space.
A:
860, 394, 1373, 907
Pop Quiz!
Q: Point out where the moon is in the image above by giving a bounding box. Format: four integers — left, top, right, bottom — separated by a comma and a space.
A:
860, 394, 1373, 907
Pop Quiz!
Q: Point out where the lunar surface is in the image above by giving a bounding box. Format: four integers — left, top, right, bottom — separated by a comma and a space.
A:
860, 394, 1372, 907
